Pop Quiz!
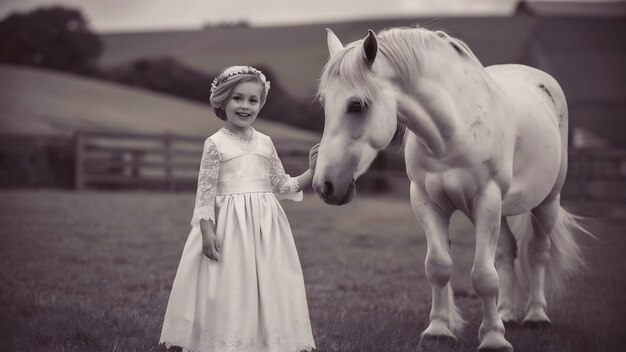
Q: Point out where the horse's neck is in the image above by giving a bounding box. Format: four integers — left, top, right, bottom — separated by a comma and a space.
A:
396, 59, 494, 158
396, 80, 459, 158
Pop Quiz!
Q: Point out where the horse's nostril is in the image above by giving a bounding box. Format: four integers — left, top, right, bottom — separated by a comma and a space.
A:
322, 181, 334, 198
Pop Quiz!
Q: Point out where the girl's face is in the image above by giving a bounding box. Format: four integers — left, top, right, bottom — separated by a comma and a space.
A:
223, 81, 263, 129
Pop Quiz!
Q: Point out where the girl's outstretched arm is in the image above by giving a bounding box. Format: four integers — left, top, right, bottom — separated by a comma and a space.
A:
269, 141, 319, 198
295, 169, 314, 192
294, 143, 319, 191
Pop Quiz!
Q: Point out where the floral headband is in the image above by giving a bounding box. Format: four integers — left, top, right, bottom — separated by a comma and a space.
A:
210, 66, 271, 95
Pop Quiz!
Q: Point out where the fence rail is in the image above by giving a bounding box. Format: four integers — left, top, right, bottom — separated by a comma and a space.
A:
563, 149, 626, 206
75, 131, 199, 190
74, 130, 310, 191
73, 130, 626, 210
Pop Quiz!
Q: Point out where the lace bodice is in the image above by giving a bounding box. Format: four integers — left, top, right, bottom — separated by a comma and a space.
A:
190, 128, 302, 227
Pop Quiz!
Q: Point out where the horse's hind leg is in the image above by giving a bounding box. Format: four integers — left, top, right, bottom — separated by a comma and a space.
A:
472, 182, 512, 352
410, 183, 460, 346
496, 217, 519, 326
523, 197, 559, 327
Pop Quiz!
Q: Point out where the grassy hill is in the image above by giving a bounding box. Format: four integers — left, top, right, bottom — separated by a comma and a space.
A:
98, 16, 626, 147
0, 64, 319, 143
99, 17, 535, 99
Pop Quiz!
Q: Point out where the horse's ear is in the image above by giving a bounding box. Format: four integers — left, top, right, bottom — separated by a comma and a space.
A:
326, 28, 344, 57
363, 29, 377, 67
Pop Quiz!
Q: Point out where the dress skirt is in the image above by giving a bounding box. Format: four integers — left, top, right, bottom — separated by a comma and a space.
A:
160, 192, 315, 352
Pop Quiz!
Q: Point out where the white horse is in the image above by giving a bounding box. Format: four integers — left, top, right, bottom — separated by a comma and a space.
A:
313, 27, 588, 351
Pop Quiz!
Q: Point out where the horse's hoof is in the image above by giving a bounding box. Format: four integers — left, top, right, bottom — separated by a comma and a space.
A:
422, 321, 457, 338
478, 331, 513, 352
522, 309, 551, 329
420, 320, 457, 351
419, 334, 457, 351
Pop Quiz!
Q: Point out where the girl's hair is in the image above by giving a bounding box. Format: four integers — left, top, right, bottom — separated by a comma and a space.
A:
209, 72, 269, 121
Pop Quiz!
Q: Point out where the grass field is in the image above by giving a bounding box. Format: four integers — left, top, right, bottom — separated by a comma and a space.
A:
0, 190, 624, 352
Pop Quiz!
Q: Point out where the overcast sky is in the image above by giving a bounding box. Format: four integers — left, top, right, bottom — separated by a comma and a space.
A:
0, 0, 615, 32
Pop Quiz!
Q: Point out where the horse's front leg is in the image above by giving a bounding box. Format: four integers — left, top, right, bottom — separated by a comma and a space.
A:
472, 181, 513, 352
410, 182, 463, 347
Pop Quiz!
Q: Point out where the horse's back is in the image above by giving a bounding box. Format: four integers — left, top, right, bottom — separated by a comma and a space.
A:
486, 64, 567, 129
486, 64, 569, 214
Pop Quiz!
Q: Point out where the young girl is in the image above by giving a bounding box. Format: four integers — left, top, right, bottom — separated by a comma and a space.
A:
160, 66, 317, 352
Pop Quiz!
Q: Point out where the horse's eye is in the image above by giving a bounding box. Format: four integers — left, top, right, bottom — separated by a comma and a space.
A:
347, 99, 365, 114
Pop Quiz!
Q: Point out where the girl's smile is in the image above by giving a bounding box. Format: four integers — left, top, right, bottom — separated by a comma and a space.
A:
224, 81, 263, 132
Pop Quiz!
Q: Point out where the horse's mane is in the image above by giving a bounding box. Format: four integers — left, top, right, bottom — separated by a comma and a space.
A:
317, 40, 380, 105
317, 27, 482, 151
318, 27, 481, 103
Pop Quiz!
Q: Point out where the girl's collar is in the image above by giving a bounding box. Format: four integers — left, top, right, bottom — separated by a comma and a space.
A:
220, 126, 257, 144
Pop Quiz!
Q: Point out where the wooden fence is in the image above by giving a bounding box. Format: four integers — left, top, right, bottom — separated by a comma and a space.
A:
73, 130, 310, 191
73, 130, 626, 214
563, 149, 626, 216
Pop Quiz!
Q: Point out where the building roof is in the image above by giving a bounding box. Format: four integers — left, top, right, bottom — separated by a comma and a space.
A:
516, 0, 626, 18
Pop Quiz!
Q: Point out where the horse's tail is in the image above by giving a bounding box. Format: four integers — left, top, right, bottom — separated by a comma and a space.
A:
508, 206, 590, 302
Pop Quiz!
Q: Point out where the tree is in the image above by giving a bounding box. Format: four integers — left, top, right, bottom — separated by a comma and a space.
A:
0, 6, 102, 73
105, 57, 213, 102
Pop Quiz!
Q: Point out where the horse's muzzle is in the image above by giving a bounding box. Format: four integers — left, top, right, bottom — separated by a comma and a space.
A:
316, 179, 356, 205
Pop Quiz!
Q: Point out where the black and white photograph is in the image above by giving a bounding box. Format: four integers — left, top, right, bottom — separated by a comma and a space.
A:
1, 0, 625, 351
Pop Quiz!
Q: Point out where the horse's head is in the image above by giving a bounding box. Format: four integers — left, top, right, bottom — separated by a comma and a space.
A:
313, 29, 399, 205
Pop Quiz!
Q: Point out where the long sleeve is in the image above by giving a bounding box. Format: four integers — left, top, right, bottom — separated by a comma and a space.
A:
191, 138, 220, 226
269, 140, 303, 201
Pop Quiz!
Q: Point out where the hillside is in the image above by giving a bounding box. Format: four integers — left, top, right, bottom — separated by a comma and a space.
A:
99, 17, 535, 99
99, 15, 626, 147
0, 65, 319, 143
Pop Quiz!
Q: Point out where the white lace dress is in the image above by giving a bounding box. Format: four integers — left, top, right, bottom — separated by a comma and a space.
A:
160, 128, 315, 352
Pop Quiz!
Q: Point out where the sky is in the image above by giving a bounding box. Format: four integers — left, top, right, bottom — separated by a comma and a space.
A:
0, 0, 617, 32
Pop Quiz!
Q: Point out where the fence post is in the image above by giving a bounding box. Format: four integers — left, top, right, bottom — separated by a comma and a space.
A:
74, 130, 84, 190
164, 132, 173, 191
131, 151, 143, 178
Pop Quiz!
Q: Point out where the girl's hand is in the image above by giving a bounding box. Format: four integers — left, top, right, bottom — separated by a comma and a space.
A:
309, 143, 320, 170
200, 221, 220, 261
202, 231, 220, 261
